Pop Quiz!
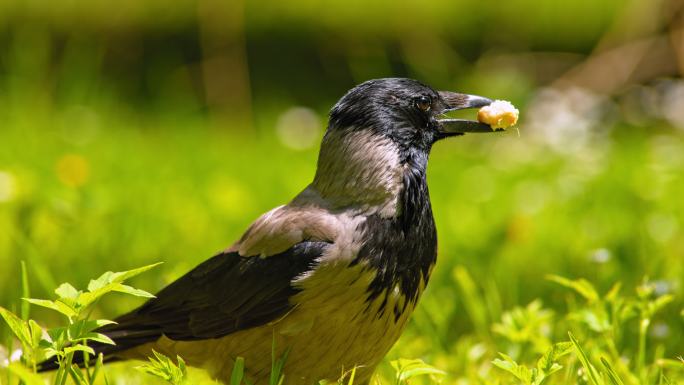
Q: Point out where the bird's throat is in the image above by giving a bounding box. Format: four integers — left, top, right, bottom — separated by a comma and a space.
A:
311, 128, 406, 216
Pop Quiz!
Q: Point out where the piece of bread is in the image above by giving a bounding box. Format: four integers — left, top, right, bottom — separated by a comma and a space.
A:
477, 100, 519, 130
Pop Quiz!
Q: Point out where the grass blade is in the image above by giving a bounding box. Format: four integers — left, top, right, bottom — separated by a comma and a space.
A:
269, 333, 290, 385
600, 357, 624, 385
347, 366, 357, 385
453, 266, 489, 339
547, 276, 599, 303
230, 357, 245, 385
20, 261, 30, 321
568, 332, 602, 385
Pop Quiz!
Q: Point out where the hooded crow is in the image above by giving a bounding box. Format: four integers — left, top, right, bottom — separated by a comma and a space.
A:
39, 78, 498, 384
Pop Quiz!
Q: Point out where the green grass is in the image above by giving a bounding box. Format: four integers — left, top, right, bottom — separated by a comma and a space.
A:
1, 102, 683, 384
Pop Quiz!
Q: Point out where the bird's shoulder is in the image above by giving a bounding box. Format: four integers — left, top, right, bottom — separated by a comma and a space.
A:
234, 186, 361, 258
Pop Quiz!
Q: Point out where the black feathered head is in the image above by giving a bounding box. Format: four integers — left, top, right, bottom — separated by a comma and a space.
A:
327, 78, 494, 153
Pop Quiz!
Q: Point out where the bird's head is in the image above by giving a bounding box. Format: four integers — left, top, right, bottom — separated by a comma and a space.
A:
327, 78, 494, 154
310, 78, 496, 213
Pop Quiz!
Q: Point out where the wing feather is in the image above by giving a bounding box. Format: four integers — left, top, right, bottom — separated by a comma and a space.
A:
37, 240, 329, 372
105, 241, 329, 342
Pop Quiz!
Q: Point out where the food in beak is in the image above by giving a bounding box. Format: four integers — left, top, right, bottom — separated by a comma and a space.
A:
477, 100, 519, 130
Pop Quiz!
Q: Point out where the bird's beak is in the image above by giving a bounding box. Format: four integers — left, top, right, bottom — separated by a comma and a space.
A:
436, 91, 496, 137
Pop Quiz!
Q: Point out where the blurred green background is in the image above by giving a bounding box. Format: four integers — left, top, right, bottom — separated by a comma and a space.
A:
1, 0, 683, 383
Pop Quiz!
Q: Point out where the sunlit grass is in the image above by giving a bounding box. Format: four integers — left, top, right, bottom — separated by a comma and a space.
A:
1, 102, 683, 384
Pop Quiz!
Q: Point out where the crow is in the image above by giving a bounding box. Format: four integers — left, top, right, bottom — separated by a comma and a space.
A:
39, 78, 497, 384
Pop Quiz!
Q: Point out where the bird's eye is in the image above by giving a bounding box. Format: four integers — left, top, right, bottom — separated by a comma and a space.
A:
415, 96, 432, 112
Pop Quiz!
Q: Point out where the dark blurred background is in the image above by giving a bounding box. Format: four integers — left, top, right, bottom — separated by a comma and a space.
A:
1, 0, 683, 381
2, 0, 684, 128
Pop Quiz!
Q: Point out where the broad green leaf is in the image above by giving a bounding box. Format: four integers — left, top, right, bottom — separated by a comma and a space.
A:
65, 344, 95, 356
47, 326, 66, 343
547, 275, 599, 303
55, 282, 80, 300
89, 263, 163, 291
231, 357, 245, 385
68, 319, 116, 340
81, 263, 161, 307
537, 342, 573, 374
43, 347, 60, 358
0, 306, 31, 347
88, 271, 115, 292
112, 284, 155, 298
23, 298, 77, 318
492, 300, 553, 345
109, 262, 163, 284
80, 332, 115, 345
90, 319, 117, 328
391, 358, 446, 384
577, 309, 611, 332
492, 353, 532, 384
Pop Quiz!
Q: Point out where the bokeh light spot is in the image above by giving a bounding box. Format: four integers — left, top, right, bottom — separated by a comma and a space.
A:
514, 181, 549, 215
275, 107, 321, 150
589, 248, 612, 264
0, 171, 17, 202
646, 212, 678, 244
56, 154, 90, 188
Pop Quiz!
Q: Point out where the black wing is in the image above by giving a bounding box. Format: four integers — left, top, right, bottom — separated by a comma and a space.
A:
38, 241, 328, 371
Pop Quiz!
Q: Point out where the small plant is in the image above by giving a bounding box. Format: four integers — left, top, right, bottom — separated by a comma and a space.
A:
269, 333, 290, 385
493, 341, 573, 385
2, 264, 682, 385
489, 275, 682, 385
390, 358, 445, 385
137, 350, 188, 385
0, 262, 160, 385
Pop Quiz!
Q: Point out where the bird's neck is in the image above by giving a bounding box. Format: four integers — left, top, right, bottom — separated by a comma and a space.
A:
303, 128, 437, 307
397, 149, 432, 229
352, 144, 437, 309
309, 128, 408, 217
